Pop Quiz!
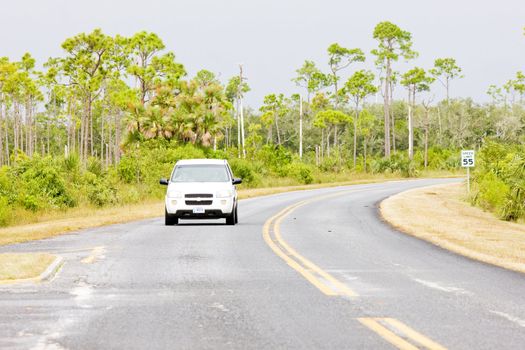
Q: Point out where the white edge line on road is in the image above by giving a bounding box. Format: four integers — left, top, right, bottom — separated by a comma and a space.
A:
490, 310, 525, 328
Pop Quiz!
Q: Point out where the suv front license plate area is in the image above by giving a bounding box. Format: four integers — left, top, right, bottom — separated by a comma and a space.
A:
192, 207, 205, 214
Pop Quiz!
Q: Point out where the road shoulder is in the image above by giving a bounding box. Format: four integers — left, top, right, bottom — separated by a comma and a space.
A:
380, 183, 525, 274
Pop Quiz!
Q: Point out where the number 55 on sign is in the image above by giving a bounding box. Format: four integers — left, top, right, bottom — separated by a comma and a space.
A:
461, 150, 475, 167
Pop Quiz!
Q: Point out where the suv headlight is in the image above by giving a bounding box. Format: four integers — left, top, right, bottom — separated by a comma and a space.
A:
216, 190, 232, 198
167, 190, 183, 198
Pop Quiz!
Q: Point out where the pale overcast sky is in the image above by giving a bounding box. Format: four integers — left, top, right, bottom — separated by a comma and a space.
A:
1, 0, 524, 107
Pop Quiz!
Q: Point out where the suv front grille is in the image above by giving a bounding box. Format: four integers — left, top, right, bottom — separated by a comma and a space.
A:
185, 193, 213, 198
185, 200, 213, 206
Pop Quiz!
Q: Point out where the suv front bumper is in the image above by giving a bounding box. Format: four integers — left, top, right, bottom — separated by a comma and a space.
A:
165, 197, 234, 217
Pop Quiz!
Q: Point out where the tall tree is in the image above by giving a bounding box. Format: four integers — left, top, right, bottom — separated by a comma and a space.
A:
260, 93, 289, 145
401, 67, 434, 160
343, 70, 378, 167
357, 109, 377, 172
372, 21, 417, 157
313, 109, 351, 157
127, 32, 185, 105
327, 43, 365, 149
0, 58, 17, 164
430, 58, 462, 104
292, 60, 328, 103
60, 29, 113, 161
225, 75, 250, 155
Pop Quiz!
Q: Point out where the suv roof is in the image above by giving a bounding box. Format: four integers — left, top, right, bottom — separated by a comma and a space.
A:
175, 159, 227, 166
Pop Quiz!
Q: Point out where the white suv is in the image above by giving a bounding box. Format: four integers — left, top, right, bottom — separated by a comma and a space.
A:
159, 159, 242, 226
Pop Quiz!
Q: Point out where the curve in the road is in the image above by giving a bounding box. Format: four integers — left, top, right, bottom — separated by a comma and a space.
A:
2, 178, 524, 350
263, 189, 362, 297
262, 187, 448, 350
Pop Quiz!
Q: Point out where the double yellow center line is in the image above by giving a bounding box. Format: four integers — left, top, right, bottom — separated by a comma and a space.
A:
262, 190, 448, 350
262, 191, 358, 297
358, 318, 447, 350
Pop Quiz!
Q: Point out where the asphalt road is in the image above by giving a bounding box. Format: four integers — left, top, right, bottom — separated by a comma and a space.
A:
1, 178, 525, 349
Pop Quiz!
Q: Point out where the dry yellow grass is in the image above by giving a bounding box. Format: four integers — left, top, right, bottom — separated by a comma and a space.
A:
0, 253, 56, 281
380, 183, 525, 273
0, 177, 414, 247
0, 201, 165, 246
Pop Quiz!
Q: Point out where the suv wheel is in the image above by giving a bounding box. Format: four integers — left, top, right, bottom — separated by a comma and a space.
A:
165, 208, 178, 226
226, 205, 236, 225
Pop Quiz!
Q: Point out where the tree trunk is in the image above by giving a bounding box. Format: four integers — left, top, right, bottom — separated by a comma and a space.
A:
383, 60, 391, 157
240, 97, 246, 158
424, 108, 429, 169
390, 79, 396, 153
299, 95, 303, 159
236, 100, 241, 157
115, 111, 122, 163
391, 99, 396, 153
4, 104, 9, 165
446, 77, 450, 106
408, 89, 414, 160
363, 138, 367, 172
353, 100, 359, 168
326, 129, 331, 157
47, 119, 50, 155
13, 102, 19, 159
0, 100, 3, 165
321, 129, 324, 161
89, 98, 94, 157
275, 113, 281, 145
333, 124, 338, 149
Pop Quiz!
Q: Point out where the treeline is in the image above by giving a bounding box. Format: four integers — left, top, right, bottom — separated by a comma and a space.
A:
0, 22, 524, 225
0, 24, 523, 169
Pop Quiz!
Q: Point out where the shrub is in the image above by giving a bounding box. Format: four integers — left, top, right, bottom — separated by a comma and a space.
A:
285, 163, 314, 184
117, 186, 141, 204
117, 156, 141, 184
319, 156, 340, 173
63, 154, 80, 172
0, 166, 14, 201
19, 157, 75, 209
0, 196, 11, 226
472, 141, 525, 221
473, 172, 509, 212
87, 177, 117, 207
21, 195, 40, 212
500, 181, 525, 221
257, 145, 292, 171
229, 159, 259, 186
87, 157, 104, 177
371, 153, 417, 177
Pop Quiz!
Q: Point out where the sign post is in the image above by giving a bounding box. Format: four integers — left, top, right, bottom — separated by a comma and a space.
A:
461, 150, 475, 193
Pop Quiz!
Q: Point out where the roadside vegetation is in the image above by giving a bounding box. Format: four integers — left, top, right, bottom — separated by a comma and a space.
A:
0, 23, 524, 228
471, 141, 525, 222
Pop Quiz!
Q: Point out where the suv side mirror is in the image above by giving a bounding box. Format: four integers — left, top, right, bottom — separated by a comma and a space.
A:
159, 178, 169, 186
232, 178, 242, 185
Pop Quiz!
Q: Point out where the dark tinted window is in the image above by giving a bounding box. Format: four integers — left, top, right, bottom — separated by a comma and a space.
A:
171, 164, 230, 183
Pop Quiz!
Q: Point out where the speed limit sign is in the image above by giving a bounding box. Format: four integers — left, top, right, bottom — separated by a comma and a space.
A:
461, 150, 475, 168
461, 150, 475, 193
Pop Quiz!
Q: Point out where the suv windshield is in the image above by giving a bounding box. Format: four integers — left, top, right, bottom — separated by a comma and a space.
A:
171, 164, 230, 183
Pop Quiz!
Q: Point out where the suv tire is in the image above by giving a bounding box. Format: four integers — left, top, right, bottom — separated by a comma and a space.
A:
165, 209, 178, 226
226, 206, 236, 225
